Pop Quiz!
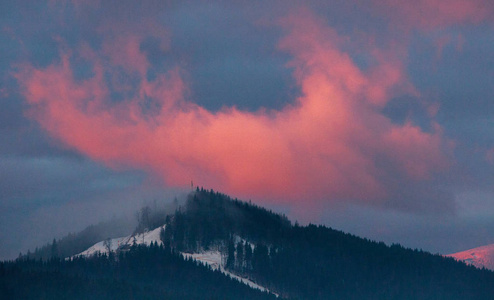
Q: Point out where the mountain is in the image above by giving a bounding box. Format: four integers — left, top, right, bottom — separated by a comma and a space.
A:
1, 244, 276, 300
2, 188, 494, 299
447, 244, 494, 271
21, 215, 137, 260
74, 225, 276, 295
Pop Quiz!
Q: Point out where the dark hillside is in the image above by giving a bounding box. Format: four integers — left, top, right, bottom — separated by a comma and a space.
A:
165, 188, 291, 252
5, 189, 494, 299
1, 244, 277, 300
163, 188, 494, 299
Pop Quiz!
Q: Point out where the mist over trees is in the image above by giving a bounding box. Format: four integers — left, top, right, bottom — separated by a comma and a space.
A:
23, 216, 136, 261
23, 198, 181, 261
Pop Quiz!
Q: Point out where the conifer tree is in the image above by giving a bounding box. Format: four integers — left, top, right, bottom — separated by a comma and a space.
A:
226, 238, 235, 270
51, 239, 58, 258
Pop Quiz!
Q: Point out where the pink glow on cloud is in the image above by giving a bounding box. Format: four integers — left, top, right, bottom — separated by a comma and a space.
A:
17, 10, 451, 208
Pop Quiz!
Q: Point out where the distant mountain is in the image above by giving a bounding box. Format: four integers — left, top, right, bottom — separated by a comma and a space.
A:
22, 215, 137, 260
3, 188, 494, 299
447, 244, 494, 271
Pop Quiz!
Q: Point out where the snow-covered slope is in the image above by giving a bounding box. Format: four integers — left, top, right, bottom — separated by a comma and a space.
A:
182, 251, 277, 297
446, 244, 494, 271
74, 226, 164, 257
74, 226, 277, 296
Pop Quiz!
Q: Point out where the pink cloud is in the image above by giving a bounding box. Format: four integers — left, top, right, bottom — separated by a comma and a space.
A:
17, 10, 452, 209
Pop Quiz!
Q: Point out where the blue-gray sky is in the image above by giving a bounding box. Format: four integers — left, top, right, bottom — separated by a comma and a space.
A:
1, 0, 493, 259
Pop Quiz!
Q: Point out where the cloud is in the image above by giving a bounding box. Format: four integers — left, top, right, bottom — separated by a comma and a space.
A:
372, 0, 494, 29
0, 154, 178, 259
16, 8, 453, 212
486, 148, 494, 164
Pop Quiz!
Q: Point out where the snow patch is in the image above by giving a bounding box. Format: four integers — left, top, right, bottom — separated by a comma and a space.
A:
182, 250, 278, 297
72, 227, 277, 297
446, 243, 494, 271
73, 226, 165, 258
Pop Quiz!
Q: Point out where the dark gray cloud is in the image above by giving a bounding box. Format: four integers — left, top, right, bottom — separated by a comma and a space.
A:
0, 153, 182, 259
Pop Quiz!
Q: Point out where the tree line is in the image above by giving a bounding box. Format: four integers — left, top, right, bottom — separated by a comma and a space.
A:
1, 243, 277, 299
8, 188, 494, 299
162, 188, 494, 299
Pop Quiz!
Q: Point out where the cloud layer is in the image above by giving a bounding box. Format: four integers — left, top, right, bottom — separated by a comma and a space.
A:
17, 8, 452, 210
372, 0, 494, 29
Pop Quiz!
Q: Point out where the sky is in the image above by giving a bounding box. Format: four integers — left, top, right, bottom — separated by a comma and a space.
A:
1, 0, 493, 259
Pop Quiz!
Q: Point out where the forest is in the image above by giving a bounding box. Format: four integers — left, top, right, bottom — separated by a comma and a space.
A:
1, 243, 275, 299
162, 189, 494, 299
4, 188, 494, 299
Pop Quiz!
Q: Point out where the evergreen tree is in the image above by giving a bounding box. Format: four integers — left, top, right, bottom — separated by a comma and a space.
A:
50, 239, 58, 258
226, 238, 236, 270
236, 241, 245, 271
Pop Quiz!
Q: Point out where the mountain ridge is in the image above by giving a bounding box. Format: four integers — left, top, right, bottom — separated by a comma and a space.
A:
3, 188, 494, 299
